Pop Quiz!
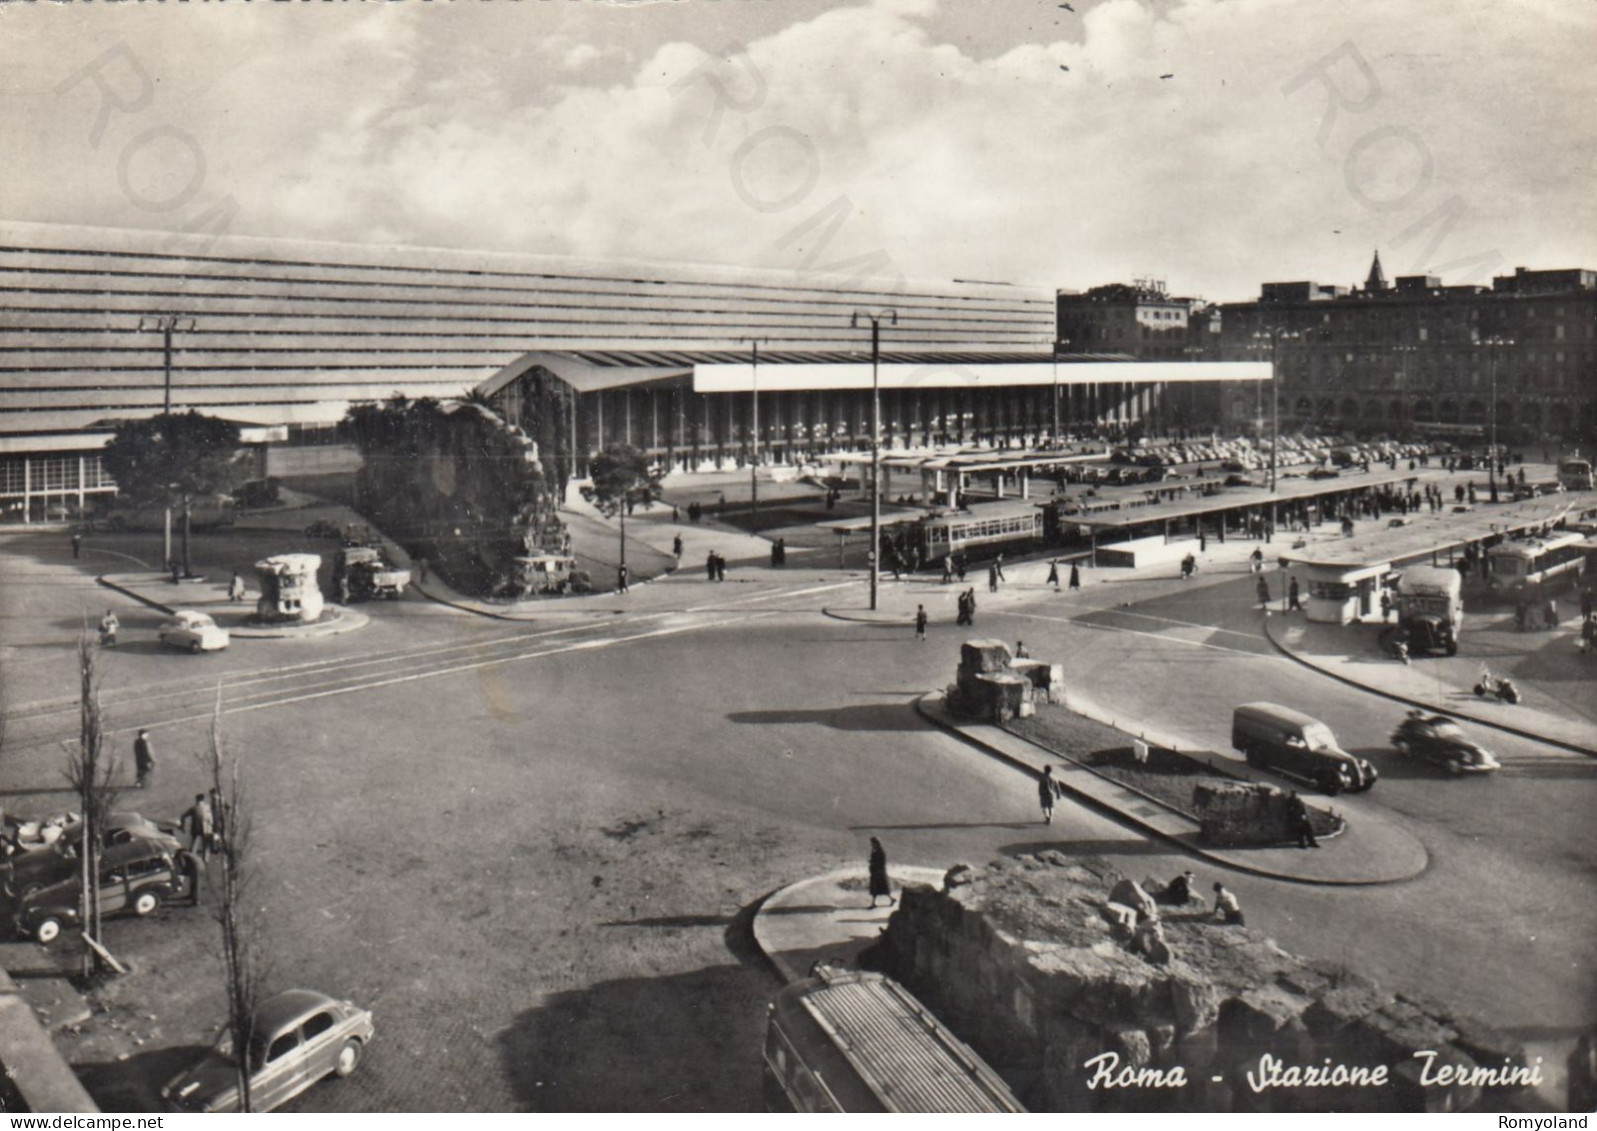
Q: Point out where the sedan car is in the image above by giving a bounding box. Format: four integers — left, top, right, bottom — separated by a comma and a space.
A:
163, 990, 375, 1112
158, 611, 230, 653
15, 839, 189, 944
1390, 713, 1500, 775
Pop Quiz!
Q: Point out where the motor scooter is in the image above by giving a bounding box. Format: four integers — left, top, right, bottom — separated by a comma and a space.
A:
1473, 667, 1520, 704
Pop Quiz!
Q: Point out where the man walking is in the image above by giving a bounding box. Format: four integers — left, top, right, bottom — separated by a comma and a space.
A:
1286, 791, 1319, 849
1288, 576, 1302, 612
706, 551, 717, 582
98, 609, 119, 648
71, 530, 82, 559
1038, 765, 1060, 824
133, 729, 155, 789
914, 604, 928, 642
941, 554, 954, 584
1256, 575, 1271, 609
988, 563, 999, 593
181, 793, 214, 863
1047, 560, 1060, 590
617, 563, 629, 594
994, 553, 1007, 583
672, 533, 683, 562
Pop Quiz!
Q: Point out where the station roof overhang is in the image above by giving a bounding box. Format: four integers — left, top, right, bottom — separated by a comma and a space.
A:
477, 350, 1272, 398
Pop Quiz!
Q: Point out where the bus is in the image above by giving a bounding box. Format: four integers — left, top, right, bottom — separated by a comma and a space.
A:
1486, 530, 1588, 596
914, 500, 1044, 562
1557, 456, 1594, 492
763, 965, 1025, 1113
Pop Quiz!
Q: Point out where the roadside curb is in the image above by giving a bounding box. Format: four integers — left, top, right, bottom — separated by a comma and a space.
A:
751, 865, 949, 984
1261, 616, 1597, 757
914, 693, 1424, 886
96, 575, 371, 638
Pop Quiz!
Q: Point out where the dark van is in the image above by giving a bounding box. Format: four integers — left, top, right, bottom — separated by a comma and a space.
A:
1232, 703, 1377, 795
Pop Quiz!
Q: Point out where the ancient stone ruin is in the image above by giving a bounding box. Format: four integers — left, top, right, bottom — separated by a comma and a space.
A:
1194, 780, 1342, 847
862, 858, 1530, 1113
946, 640, 1065, 722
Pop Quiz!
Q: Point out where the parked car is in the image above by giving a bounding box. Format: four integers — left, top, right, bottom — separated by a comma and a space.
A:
1308, 467, 1342, 480
1390, 713, 1500, 775
14, 840, 189, 945
159, 611, 230, 653
5, 812, 182, 900
162, 990, 375, 1112
1223, 474, 1256, 488
1232, 703, 1378, 795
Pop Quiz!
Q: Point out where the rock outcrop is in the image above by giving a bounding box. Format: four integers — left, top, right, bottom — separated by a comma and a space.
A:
861, 858, 1529, 1113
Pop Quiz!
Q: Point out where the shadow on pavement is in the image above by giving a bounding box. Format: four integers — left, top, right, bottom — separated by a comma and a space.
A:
76, 1044, 208, 1112
725, 704, 929, 732
998, 838, 1171, 858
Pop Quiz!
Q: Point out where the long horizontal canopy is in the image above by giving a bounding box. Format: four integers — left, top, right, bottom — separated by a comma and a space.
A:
693, 360, 1270, 394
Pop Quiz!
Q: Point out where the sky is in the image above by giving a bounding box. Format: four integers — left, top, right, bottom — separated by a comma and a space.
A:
1, 0, 1593, 302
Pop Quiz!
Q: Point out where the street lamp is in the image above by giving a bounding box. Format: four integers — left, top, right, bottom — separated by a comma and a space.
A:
1051, 337, 1072, 447
1252, 328, 1302, 539
738, 337, 774, 522
852, 309, 897, 610
1477, 334, 1514, 498
138, 314, 197, 417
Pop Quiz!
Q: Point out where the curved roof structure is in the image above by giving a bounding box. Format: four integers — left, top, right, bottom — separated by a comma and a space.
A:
0, 222, 1057, 444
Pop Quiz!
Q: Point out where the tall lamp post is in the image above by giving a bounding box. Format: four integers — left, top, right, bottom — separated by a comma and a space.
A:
138, 315, 196, 571
1478, 334, 1514, 499
738, 337, 773, 522
852, 309, 897, 610
1252, 328, 1301, 539
1051, 337, 1072, 447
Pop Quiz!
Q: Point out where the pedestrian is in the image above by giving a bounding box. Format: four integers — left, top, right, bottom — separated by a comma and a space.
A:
1256, 575, 1271, 609
1544, 596, 1560, 631
914, 604, 928, 642
1581, 587, 1593, 622
1166, 870, 1196, 905
1212, 882, 1245, 925
98, 608, 119, 648
671, 505, 680, 523
71, 530, 82, 559
716, 553, 727, 582
228, 572, 246, 602
1014, 640, 1029, 658
208, 786, 227, 856
337, 574, 351, 605
941, 554, 954, 584
1286, 791, 1319, 849
170, 559, 182, 585
706, 551, 717, 582
1583, 615, 1596, 657
132, 728, 154, 788
672, 533, 683, 561
965, 588, 977, 625
956, 553, 967, 583
1288, 576, 1301, 612
414, 555, 429, 584
1047, 560, 1060, 590
1198, 529, 1207, 554
1068, 563, 1081, 591
994, 553, 1006, 583
775, 537, 787, 567
1381, 591, 1393, 623
1249, 547, 1263, 574
181, 793, 214, 863
867, 836, 894, 908
617, 563, 629, 593
1038, 764, 1060, 824
988, 563, 999, 593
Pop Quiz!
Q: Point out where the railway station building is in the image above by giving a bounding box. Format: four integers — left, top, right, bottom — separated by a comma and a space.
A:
0, 222, 1265, 523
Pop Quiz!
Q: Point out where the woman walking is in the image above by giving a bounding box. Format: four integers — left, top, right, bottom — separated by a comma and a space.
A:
868, 837, 894, 908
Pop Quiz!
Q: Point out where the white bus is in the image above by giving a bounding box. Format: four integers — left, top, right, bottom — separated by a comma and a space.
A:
1557, 456, 1593, 492
1486, 531, 1587, 595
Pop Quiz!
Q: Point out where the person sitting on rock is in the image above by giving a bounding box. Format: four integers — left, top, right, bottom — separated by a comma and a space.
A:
1212, 882, 1245, 926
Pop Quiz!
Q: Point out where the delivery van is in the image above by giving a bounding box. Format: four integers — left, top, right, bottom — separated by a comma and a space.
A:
1232, 703, 1378, 795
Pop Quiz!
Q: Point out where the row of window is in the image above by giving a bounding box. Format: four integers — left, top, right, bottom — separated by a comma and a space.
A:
0, 456, 113, 495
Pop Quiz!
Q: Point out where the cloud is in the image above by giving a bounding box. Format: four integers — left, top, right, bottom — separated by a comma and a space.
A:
3, 0, 1593, 301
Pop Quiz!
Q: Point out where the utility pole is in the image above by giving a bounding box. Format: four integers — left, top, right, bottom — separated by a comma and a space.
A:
739, 338, 774, 522
1479, 334, 1514, 499
138, 315, 195, 572
1253, 327, 1301, 541
852, 310, 897, 610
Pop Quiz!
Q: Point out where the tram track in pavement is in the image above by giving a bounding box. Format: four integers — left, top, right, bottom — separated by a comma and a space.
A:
1, 577, 854, 754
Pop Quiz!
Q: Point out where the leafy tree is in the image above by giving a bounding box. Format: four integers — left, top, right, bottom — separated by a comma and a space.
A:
582, 446, 662, 569
99, 411, 246, 506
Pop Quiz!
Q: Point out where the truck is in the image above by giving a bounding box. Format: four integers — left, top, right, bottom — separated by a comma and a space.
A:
1395, 565, 1463, 655
332, 546, 410, 600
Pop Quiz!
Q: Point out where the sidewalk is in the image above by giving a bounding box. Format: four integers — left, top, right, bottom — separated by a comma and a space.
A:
1265, 613, 1597, 756
915, 693, 1429, 885
751, 865, 948, 984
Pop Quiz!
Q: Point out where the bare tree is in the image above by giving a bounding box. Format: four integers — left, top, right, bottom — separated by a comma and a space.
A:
61, 633, 119, 977
206, 691, 265, 1112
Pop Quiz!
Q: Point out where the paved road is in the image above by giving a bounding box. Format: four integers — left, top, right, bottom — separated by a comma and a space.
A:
3, 524, 1592, 1110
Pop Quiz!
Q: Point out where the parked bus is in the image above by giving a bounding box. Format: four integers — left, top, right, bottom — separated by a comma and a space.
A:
1557, 456, 1594, 492
763, 965, 1025, 1113
1486, 530, 1588, 595
914, 500, 1044, 562
1395, 566, 1463, 655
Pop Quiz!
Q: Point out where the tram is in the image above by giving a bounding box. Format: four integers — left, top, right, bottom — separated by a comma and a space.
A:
913, 500, 1045, 562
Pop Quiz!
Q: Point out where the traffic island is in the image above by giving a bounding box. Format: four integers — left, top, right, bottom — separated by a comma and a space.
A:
96, 573, 371, 638
854, 858, 1540, 1113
